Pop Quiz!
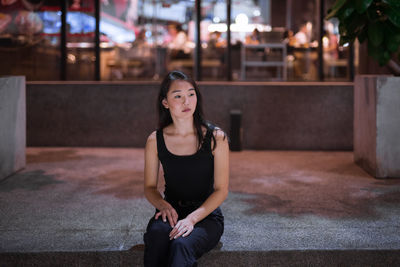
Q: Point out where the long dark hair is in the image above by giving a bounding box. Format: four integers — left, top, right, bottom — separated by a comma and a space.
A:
157, 70, 217, 150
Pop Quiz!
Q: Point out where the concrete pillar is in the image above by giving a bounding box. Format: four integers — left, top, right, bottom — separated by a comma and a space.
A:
0, 76, 26, 181
354, 75, 400, 178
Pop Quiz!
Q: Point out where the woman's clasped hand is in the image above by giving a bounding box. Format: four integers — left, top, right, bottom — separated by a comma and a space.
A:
169, 217, 195, 240
154, 202, 196, 239
154, 202, 178, 227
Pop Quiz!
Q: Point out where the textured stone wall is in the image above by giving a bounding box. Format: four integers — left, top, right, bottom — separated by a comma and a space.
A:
354, 75, 400, 178
26, 81, 353, 150
0, 76, 26, 180
376, 77, 400, 177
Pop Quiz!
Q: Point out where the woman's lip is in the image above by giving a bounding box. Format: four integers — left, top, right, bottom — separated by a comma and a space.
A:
182, 108, 191, 112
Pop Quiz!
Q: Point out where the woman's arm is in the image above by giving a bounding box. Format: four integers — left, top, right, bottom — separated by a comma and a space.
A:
144, 131, 178, 227
169, 129, 229, 239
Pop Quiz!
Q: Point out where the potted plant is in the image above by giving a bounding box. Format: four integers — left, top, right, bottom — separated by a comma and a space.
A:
326, 0, 400, 178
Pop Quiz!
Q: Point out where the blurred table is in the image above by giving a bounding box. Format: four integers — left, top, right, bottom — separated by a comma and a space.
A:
241, 43, 287, 81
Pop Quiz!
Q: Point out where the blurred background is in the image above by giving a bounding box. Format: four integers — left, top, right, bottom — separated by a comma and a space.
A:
0, 0, 356, 81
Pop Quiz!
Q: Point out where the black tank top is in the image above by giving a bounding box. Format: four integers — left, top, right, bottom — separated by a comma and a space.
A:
156, 128, 214, 203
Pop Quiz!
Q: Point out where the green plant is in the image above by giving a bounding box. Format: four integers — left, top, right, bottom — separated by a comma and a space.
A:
326, 0, 400, 68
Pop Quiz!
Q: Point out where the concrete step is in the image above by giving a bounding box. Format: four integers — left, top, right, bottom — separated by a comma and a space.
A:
1, 248, 400, 266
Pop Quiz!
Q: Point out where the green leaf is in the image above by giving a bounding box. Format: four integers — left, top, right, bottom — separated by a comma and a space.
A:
327, 0, 399, 66
368, 42, 381, 61
343, 7, 355, 18
366, 3, 382, 21
336, 4, 356, 21
368, 22, 384, 46
386, 5, 400, 27
369, 43, 391, 66
387, 42, 398, 53
326, 0, 347, 19
384, 22, 400, 53
386, 32, 400, 52
358, 26, 368, 43
380, 51, 391, 65
355, 0, 373, 14
383, 0, 400, 8
386, 19, 400, 33
344, 12, 367, 36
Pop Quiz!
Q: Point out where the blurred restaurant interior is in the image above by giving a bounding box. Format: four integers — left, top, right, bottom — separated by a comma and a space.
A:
0, 0, 359, 81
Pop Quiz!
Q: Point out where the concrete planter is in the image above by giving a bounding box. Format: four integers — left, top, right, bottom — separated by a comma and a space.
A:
0, 76, 26, 180
354, 75, 400, 178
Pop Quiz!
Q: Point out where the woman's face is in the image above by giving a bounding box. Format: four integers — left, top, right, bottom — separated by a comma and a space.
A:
162, 80, 197, 120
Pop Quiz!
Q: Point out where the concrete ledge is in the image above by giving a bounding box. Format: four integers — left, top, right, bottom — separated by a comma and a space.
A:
26, 81, 353, 150
1, 249, 400, 266
0, 76, 26, 181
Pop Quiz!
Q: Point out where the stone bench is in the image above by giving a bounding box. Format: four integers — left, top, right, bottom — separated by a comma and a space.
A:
0, 76, 26, 181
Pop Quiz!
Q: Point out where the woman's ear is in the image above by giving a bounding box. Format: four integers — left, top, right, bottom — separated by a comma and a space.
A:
162, 98, 169, 109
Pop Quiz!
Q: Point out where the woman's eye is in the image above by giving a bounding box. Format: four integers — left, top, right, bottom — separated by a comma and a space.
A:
189, 93, 195, 97
174, 95, 181, 99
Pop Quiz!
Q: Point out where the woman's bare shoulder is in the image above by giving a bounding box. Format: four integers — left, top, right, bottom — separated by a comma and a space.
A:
146, 131, 157, 145
212, 127, 227, 141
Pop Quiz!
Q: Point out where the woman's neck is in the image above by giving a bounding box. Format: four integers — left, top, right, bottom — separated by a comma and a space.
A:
170, 117, 195, 136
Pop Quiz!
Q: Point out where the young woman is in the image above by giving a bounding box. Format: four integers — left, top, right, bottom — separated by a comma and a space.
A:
143, 70, 229, 266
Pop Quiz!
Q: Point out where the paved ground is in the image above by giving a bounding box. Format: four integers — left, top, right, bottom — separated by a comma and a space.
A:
1, 148, 400, 266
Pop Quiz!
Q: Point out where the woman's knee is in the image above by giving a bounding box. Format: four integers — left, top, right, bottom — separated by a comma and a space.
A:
169, 237, 196, 260
145, 218, 171, 240
170, 237, 191, 250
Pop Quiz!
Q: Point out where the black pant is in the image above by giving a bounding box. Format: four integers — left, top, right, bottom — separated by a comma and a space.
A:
143, 207, 223, 267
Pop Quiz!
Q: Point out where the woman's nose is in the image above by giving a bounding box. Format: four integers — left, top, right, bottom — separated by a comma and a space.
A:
183, 97, 189, 105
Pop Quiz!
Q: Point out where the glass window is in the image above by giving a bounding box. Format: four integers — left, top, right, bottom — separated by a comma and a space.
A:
200, 0, 226, 81
102, 0, 194, 81
0, 0, 354, 82
101, 0, 138, 80
0, 0, 61, 80
66, 0, 95, 80
322, 18, 352, 81
230, 0, 290, 81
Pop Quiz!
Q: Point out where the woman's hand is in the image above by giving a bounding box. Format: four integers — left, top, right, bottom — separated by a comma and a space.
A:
155, 202, 178, 228
169, 217, 195, 240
